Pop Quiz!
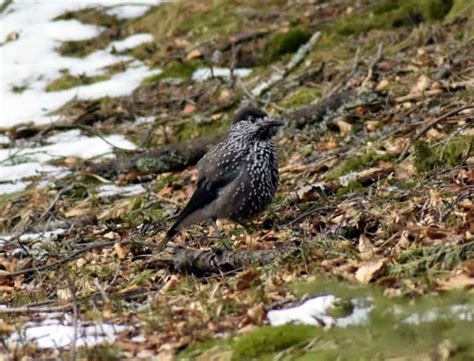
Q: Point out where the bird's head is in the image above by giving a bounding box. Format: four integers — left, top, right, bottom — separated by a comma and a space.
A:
231, 106, 283, 139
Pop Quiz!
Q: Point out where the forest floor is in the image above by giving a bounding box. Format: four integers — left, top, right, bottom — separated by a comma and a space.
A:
1, 0, 473, 360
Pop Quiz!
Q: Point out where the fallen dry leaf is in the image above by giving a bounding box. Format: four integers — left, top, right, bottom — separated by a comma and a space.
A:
183, 103, 197, 113
358, 235, 378, 260
186, 48, 203, 60
355, 259, 386, 284
334, 117, 352, 135
437, 273, 474, 290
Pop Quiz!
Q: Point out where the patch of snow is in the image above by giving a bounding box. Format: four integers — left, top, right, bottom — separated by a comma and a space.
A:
106, 5, 151, 19
403, 304, 474, 325
134, 116, 155, 125
108, 33, 154, 52
0, 135, 10, 144
267, 295, 372, 328
0, 162, 61, 182
0, 130, 135, 195
192, 67, 252, 81
0, 229, 66, 243
0, 181, 30, 195
99, 184, 145, 198
0, 130, 135, 166
0, 2, 160, 128
8, 319, 128, 349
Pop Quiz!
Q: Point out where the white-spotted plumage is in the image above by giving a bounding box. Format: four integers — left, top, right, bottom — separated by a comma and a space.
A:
165, 107, 282, 240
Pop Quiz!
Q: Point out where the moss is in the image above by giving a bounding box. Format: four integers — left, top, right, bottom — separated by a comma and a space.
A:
394, 180, 417, 190
324, 152, 393, 181
179, 277, 474, 360
77, 345, 121, 361
127, 42, 159, 64
122, 198, 166, 226
10, 84, 28, 93
54, 8, 122, 27
265, 27, 311, 62
173, 118, 230, 142
142, 61, 198, 85
103, 61, 130, 76
414, 142, 438, 172
414, 136, 474, 172
279, 87, 322, 109
445, 0, 474, 20
120, 270, 156, 289
54, 8, 127, 58
152, 173, 178, 193
232, 324, 318, 360
45, 73, 110, 92
327, 298, 354, 318
442, 136, 474, 167
336, 181, 365, 197
0, 0, 12, 14
331, 0, 454, 37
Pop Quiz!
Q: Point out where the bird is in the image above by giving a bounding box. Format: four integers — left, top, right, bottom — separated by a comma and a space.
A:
159, 106, 283, 249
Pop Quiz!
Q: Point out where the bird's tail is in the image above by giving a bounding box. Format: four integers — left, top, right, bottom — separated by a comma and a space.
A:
165, 225, 178, 240
156, 221, 179, 251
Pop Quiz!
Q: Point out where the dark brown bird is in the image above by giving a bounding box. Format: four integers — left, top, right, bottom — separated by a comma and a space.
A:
159, 107, 282, 248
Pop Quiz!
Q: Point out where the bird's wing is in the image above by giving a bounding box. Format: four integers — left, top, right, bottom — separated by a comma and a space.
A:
166, 163, 240, 238
166, 139, 247, 239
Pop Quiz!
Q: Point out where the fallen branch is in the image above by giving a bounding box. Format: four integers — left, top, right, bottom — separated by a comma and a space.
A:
220, 30, 270, 52
152, 243, 299, 275
395, 89, 443, 103
0, 304, 72, 314
361, 42, 383, 87
88, 135, 219, 177
284, 90, 355, 128
251, 31, 321, 97
2, 240, 120, 277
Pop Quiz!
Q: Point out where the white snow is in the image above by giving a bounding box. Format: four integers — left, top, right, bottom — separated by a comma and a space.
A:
106, 5, 151, 19
0, 181, 29, 195
403, 304, 474, 325
0, 162, 61, 182
134, 116, 155, 125
0, 130, 136, 195
108, 33, 154, 52
0, 229, 66, 244
8, 319, 128, 349
267, 295, 373, 328
0, 1, 161, 128
192, 67, 252, 81
268, 295, 474, 329
0, 135, 10, 143
99, 184, 145, 197
0, 129, 136, 165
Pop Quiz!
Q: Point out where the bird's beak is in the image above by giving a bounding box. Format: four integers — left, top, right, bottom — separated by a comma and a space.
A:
261, 118, 284, 128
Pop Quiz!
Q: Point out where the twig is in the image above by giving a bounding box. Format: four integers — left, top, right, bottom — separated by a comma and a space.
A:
251, 31, 321, 97
3, 240, 120, 277
395, 89, 443, 103
398, 104, 474, 161
326, 46, 361, 98
3, 238, 160, 277
0, 305, 72, 314
3, 184, 74, 253
361, 42, 383, 88
66, 274, 79, 361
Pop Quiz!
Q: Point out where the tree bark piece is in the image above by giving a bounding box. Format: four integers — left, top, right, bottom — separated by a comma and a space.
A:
251, 31, 321, 98
285, 90, 355, 128
88, 135, 219, 177
153, 243, 298, 275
